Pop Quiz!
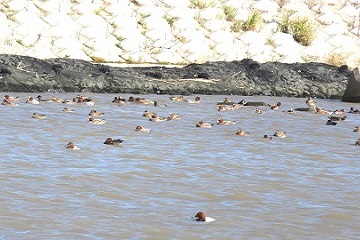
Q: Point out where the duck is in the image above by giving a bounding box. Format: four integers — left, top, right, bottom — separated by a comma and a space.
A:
306, 97, 316, 107
88, 117, 106, 125
62, 98, 76, 104
348, 107, 359, 114
315, 107, 331, 115
63, 107, 75, 112
255, 108, 265, 114
149, 114, 168, 122
76, 95, 92, 103
217, 118, 236, 125
26, 96, 39, 104
353, 126, 360, 132
269, 102, 281, 110
103, 138, 123, 145
135, 125, 151, 133
273, 130, 286, 138
37, 95, 52, 102
143, 110, 156, 117
167, 113, 182, 120
328, 115, 347, 121
355, 139, 360, 146
153, 101, 167, 107
326, 119, 337, 125
137, 97, 154, 105
332, 109, 346, 115
51, 96, 64, 103
1, 99, 18, 106
262, 134, 272, 140
235, 128, 250, 136
196, 120, 213, 128
4, 95, 19, 102
282, 108, 295, 114
192, 212, 215, 222
217, 104, 235, 111
32, 113, 46, 119
169, 96, 186, 102
186, 96, 201, 103
89, 109, 104, 117
112, 96, 126, 104
65, 142, 81, 150
217, 97, 234, 105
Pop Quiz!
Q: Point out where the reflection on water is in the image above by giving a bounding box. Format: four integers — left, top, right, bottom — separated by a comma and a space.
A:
1, 93, 360, 239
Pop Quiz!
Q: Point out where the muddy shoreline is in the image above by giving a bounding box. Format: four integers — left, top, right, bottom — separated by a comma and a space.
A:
0, 54, 353, 99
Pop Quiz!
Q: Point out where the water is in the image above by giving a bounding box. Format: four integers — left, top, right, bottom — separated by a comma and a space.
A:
1, 93, 359, 239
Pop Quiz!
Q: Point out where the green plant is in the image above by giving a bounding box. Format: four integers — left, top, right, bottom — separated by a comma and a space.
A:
194, 12, 206, 28
163, 15, 176, 28
231, 20, 242, 32
242, 11, 263, 31
189, 0, 216, 9
278, 10, 294, 34
289, 17, 316, 46
222, 5, 237, 21
278, 11, 316, 46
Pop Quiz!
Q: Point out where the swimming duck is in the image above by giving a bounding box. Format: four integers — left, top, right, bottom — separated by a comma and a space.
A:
262, 134, 272, 140
65, 142, 81, 150
217, 104, 235, 111
269, 102, 281, 110
348, 107, 359, 114
76, 95, 92, 103
273, 130, 286, 138
149, 115, 168, 122
328, 115, 347, 121
282, 108, 295, 114
255, 108, 266, 114
143, 110, 156, 117
112, 96, 126, 104
32, 113, 46, 119
88, 117, 106, 125
332, 109, 346, 115
153, 101, 167, 107
217, 97, 234, 105
170, 96, 186, 102
51, 96, 64, 103
1, 99, 18, 106
135, 125, 151, 133
306, 97, 316, 107
135, 97, 154, 105
63, 107, 75, 112
353, 126, 360, 132
217, 118, 236, 125
355, 139, 360, 146
4, 95, 19, 102
186, 96, 201, 104
192, 212, 215, 222
37, 95, 52, 102
235, 128, 250, 136
326, 119, 337, 125
315, 107, 331, 115
196, 120, 213, 128
89, 109, 104, 117
26, 96, 39, 104
103, 138, 123, 145
167, 113, 182, 120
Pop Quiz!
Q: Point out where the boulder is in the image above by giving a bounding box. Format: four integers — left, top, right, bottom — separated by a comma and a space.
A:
342, 68, 360, 102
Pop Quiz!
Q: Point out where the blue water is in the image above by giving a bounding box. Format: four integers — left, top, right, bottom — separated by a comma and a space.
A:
0, 93, 359, 239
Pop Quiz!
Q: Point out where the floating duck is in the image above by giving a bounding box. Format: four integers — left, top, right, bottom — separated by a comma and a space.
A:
65, 142, 81, 150
236, 128, 250, 136
196, 120, 213, 128
192, 212, 215, 222
103, 138, 123, 145
135, 125, 151, 133
88, 117, 106, 125
32, 113, 46, 119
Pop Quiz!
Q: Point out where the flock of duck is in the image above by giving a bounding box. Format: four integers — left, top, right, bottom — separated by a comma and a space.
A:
2, 93, 360, 149
2, 92, 360, 223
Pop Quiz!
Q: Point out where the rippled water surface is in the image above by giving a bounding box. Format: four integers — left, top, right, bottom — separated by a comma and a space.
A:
1, 93, 359, 239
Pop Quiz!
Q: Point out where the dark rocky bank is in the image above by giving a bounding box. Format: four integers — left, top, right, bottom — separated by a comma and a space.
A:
0, 54, 359, 101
